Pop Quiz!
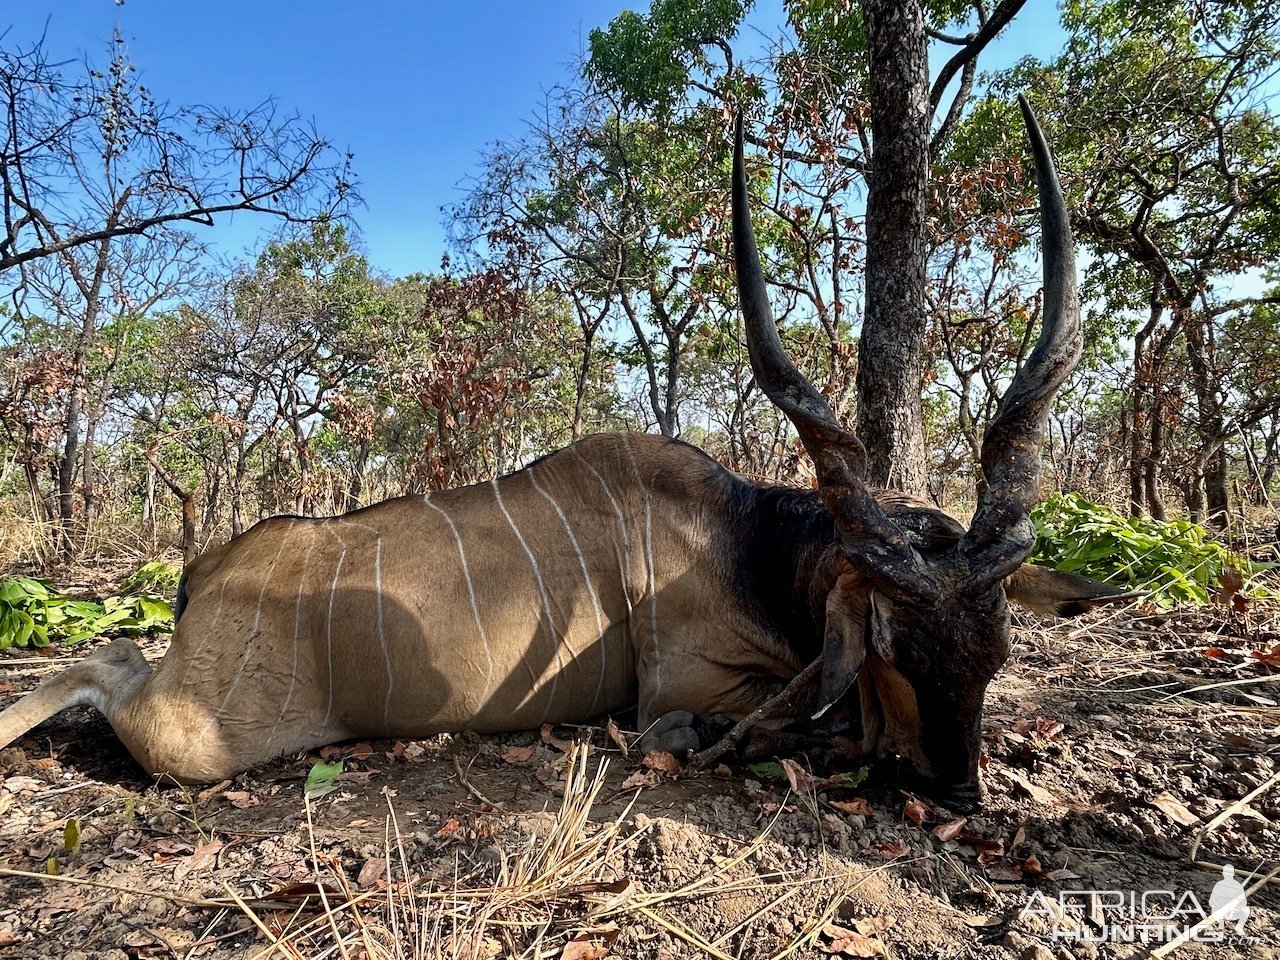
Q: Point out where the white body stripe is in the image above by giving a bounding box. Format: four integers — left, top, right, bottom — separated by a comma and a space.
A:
423, 491, 495, 703
528, 467, 609, 713
492, 478, 564, 722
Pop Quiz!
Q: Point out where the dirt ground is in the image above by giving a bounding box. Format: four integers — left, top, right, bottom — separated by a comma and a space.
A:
1, 602, 1278, 960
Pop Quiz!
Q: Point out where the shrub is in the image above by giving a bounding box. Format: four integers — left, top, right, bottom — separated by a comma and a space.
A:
1030, 492, 1262, 607
0, 576, 174, 649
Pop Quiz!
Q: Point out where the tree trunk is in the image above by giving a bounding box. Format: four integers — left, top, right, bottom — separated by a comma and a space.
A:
1204, 444, 1230, 529
857, 0, 929, 494
1182, 308, 1229, 528
1145, 402, 1166, 521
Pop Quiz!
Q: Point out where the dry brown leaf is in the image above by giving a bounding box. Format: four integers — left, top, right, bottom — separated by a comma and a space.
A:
224, 790, 260, 809
501, 744, 536, 764
959, 833, 1003, 854
865, 841, 910, 859
174, 839, 223, 881
196, 779, 231, 801
606, 718, 630, 757
1003, 770, 1054, 805
642, 749, 681, 775
1250, 642, 1280, 668
780, 757, 818, 794
853, 916, 895, 936
1011, 825, 1026, 850
1149, 791, 1199, 827
263, 882, 347, 903
902, 797, 928, 825
1217, 566, 1244, 605
560, 938, 608, 960
829, 798, 874, 816
980, 857, 1024, 882
932, 817, 967, 842
540, 723, 575, 753
621, 769, 661, 790
356, 857, 386, 889
436, 818, 460, 837
821, 922, 885, 957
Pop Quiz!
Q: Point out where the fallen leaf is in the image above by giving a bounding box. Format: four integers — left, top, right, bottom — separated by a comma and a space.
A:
305, 759, 344, 800
1250, 643, 1280, 668
338, 769, 380, 785
349, 742, 375, 760
864, 841, 909, 859
606, 718, 630, 757
854, 916, 895, 936
1011, 825, 1026, 851
959, 833, 1004, 854
540, 724, 575, 754
224, 790, 260, 809
501, 744, 537, 764
964, 913, 1005, 929
902, 797, 928, 825
1202, 647, 1226, 659
437, 818, 460, 838
932, 817, 967, 842
829, 798, 874, 816
821, 922, 885, 956
1149, 791, 1199, 827
1002, 770, 1054, 805
263, 882, 347, 903
560, 938, 608, 960
781, 757, 818, 793
174, 839, 223, 881
642, 750, 681, 775
980, 857, 1023, 881
1217, 566, 1244, 606
621, 769, 661, 789
1, 776, 43, 795
357, 857, 386, 889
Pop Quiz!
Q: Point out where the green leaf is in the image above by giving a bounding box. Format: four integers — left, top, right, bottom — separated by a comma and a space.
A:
304, 760, 344, 800
745, 761, 787, 782
63, 818, 81, 855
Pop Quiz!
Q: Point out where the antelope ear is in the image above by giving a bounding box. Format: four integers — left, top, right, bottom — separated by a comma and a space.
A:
1005, 563, 1141, 617
813, 572, 870, 719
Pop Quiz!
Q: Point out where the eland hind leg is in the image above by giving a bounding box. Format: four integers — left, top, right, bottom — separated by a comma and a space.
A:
0, 638, 152, 756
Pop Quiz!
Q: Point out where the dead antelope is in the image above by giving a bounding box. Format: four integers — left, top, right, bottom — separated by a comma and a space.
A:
0, 99, 1129, 810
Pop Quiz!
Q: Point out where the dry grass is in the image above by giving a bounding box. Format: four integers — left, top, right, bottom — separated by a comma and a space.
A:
205, 743, 886, 960
0, 502, 57, 571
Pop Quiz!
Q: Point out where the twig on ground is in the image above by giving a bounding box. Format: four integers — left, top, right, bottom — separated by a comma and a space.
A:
453, 753, 505, 810
690, 657, 823, 769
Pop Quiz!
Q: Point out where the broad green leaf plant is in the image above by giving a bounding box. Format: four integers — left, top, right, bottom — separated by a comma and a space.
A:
0, 567, 176, 650
1031, 493, 1265, 607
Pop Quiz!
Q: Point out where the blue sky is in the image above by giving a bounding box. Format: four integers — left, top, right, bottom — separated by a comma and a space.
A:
4, 1, 1067, 278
